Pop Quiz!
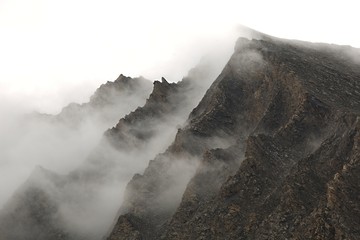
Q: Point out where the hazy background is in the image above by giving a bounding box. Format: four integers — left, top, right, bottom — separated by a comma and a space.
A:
1, 0, 359, 113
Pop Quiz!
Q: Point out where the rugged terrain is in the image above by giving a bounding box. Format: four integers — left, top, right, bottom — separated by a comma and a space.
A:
1, 29, 360, 240
108, 35, 360, 239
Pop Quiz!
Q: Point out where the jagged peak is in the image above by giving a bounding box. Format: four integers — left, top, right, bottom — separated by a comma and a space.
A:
114, 73, 132, 83
234, 25, 277, 50
150, 78, 177, 101
55, 74, 151, 119
161, 77, 169, 84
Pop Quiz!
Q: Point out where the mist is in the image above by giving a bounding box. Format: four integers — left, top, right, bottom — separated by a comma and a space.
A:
0, 76, 153, 209
3, 0, 360, 115
0, 27, 241, 239
1, 0, 360, 239
2, 5, 358, 237
56, 54, 231, 238
0, 21, 344, 239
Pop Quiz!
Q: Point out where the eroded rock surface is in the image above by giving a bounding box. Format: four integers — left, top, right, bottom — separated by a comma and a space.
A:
108, 35, 360, 240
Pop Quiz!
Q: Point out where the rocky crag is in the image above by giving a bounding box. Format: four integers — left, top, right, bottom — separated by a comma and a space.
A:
31, 74, 153, 128
108, 33, 360, 239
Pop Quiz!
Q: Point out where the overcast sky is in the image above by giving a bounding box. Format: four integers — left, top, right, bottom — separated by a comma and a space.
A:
0, 0, 359, 113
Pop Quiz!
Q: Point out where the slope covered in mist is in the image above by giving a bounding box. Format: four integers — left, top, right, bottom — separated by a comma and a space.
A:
0, 59, 219, 240
0, 75, 152, 210
0, 74, 153, 239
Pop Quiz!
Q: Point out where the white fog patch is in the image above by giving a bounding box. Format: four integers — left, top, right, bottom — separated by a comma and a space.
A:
0, 78, 152, 209
159, 156, 201, 211
0, 25, 240, 239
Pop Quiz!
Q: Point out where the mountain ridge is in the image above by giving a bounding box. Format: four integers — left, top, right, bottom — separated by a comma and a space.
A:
0, 59, 218, 240
108, 35, 360, 239
1, 29, 360, 240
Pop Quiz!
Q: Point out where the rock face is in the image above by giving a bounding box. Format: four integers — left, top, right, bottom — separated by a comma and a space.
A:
107, 35, 360, 239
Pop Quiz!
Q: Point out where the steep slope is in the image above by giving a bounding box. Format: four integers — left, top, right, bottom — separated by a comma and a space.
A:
170, 39, 360, 240
0, 62, 217, 240
108, 35, 360, 239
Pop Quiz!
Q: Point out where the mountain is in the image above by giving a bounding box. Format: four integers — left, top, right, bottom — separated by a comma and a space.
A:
107, 34, 360, 239
0, 74, 152, 240
0, 61, 217, 240
1, 28, 360, 240
29, 74, 153, 128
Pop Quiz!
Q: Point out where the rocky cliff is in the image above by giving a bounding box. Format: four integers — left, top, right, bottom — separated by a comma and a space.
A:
108, 34, 360, 239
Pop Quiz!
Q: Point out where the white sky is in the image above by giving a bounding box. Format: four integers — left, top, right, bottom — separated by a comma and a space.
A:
0, 0, 359, 113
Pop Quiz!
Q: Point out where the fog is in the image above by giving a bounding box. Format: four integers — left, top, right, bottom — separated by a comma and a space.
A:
0, 32, 237, 239
56, 54, 230, 239
0, 28, 321, 239
1, 0, 360, 114
0, 77, 153, 209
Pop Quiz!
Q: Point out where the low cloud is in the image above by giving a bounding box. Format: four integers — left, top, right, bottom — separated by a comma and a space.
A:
0, 26, 242, 239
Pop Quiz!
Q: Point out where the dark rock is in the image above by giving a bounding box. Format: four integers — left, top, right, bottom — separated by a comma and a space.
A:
108, 33, 360, 240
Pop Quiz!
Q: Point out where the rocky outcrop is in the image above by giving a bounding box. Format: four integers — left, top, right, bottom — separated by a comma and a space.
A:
104, 77, 179, 150
52, 74, 153, 127
108, 34, 360, 239
72, 62, 217, 183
